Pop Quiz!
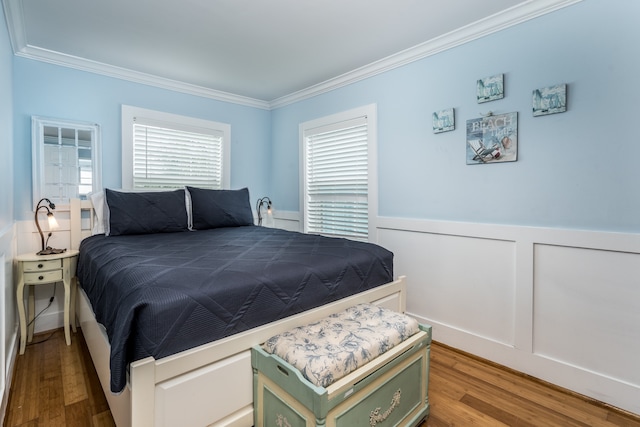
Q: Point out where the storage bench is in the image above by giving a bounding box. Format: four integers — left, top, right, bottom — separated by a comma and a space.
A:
252, 303, 431, 427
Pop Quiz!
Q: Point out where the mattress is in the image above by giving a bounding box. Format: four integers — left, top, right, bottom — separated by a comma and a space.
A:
76, 225, 393, 392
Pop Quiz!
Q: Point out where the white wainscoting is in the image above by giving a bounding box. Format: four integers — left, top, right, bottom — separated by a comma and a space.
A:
0, 251, 5, 421
15, 211, 640, 414
0, 222, 17, 422
271, 210, 302, 232
375, 216, 640, 416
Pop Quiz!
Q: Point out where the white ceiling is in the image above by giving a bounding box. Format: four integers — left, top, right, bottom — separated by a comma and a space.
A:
3, 0, 579, 107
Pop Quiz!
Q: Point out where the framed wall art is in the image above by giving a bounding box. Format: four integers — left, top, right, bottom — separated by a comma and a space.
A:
432, 108, 455, 133
466, 112, 518, 164
477, 74, 504, 103
533, 84, 567, 116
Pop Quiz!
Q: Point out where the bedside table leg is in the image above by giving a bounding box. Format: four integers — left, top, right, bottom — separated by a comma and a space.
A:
27, 286, 35, 343
63, 268, 71, 346
17, 280, 27, 355
70, 276, 77, 333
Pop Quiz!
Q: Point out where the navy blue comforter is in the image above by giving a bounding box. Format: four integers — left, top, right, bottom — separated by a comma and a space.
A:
77, 226, 393, 392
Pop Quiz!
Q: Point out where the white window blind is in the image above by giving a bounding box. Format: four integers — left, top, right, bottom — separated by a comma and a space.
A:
122, 106, 230, 190
132, 122, 224, 189
304, 116, 369, 241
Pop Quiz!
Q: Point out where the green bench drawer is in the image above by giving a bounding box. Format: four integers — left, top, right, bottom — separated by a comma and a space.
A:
253, 324, 431, 427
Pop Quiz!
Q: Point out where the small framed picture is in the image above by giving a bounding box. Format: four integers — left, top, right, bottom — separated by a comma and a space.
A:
477, 74, 504, 103
533, 84, 567, 116
432, 108, 455, 133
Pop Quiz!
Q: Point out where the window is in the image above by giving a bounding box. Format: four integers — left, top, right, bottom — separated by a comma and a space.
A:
300, 104, 377, 242
122, 105, 230, 190
32, 116, 101, 209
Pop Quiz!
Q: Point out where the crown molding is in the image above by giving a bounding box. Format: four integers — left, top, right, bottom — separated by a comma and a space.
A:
13, 45, 271, 109
4, 0, 582, 111
269, 0, 583, 109
2, 0, 270, 110
2, 0, 26, 53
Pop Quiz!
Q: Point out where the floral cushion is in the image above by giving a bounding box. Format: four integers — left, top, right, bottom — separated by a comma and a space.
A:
262, 303, 420, 388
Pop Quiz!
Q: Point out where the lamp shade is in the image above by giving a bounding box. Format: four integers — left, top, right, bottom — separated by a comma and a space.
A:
47, 212, 59, 230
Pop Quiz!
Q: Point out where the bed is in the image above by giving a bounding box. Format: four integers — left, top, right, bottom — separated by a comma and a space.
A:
68, 189, 407, 427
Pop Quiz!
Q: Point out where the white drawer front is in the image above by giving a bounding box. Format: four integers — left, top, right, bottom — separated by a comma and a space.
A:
23, 270, 63, 284
155, 350, 253, 427
23, 259, 62, 272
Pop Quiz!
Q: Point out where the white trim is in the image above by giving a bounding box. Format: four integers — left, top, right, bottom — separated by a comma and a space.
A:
1, 0, 26, 53
0, 222, 17, 424
272, 0, 583, 107
121, 105, 231, 190
16, 46, 271, 110
3, 0, 582, 108
375, 215, 640, 253
31, 116, 102, 210
374, 215, 640, 415
0, 253, 5, 418
299, 104, 378, 242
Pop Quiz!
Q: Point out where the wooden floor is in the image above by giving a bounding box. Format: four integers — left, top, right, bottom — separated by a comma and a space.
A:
424, 344, 640, 427
4, 329, 640, 427
4, 329, 114, 427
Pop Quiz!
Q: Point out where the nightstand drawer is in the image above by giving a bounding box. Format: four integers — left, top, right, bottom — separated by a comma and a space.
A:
23, 270, 63, 284
23, 259, 62, 272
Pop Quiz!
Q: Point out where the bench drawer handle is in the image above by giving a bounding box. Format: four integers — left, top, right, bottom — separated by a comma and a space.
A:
370, 389, 401, 426
276, 365, 289, 377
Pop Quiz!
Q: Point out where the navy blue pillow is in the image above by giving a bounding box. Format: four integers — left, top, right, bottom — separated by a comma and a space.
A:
186, 187, 254, 230
106, 189, 189, 236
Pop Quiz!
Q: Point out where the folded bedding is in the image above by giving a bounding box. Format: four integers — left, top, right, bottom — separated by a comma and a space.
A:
77, 225, 393, 393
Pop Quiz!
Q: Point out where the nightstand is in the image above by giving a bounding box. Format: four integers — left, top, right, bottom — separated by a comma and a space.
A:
15, 250, 79, 355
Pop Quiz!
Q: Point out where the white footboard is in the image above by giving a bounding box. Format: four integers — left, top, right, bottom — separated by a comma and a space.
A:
77, 276, 407, 427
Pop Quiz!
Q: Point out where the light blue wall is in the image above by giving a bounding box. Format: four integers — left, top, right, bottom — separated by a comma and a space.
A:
12, 59, 271, 220
0, 4, 13, 230
8, 1, 640, 233
1, 0, 14, 405
270, 0, 640, 233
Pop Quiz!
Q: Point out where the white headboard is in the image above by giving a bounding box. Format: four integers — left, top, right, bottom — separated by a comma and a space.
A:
69, 198, 95, 251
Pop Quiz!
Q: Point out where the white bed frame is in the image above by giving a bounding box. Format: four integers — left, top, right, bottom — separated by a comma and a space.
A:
69, 199, 407, 427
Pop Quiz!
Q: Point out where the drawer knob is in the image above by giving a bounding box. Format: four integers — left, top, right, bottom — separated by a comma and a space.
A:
38, 264, 43, 269
38, 276, 44, 281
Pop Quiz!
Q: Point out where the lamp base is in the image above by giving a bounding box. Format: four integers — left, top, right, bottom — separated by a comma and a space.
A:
37, 247, 67, 256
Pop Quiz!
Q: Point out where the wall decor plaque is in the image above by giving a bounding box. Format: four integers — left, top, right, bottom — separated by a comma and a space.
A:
533, 84, 567, 116
432, 108, 455, 133
466, 112, 517, 164
477, 74, 504, 103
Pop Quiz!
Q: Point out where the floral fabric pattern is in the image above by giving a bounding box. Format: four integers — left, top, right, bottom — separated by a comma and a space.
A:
262, 303, 420, 388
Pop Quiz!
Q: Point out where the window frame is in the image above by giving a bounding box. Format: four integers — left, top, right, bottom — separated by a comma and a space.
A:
121, 105, 231, 190
299, 104, 378, 242
31, 116, 102, 211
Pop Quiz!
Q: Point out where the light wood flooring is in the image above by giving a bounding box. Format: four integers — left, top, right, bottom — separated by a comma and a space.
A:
4, 328, 640, 426
425, 344, 640, 427
4, 329, 113, 427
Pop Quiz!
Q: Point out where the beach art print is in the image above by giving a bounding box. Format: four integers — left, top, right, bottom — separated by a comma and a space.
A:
533, 84, 567, 116
466, 112, 518, 164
